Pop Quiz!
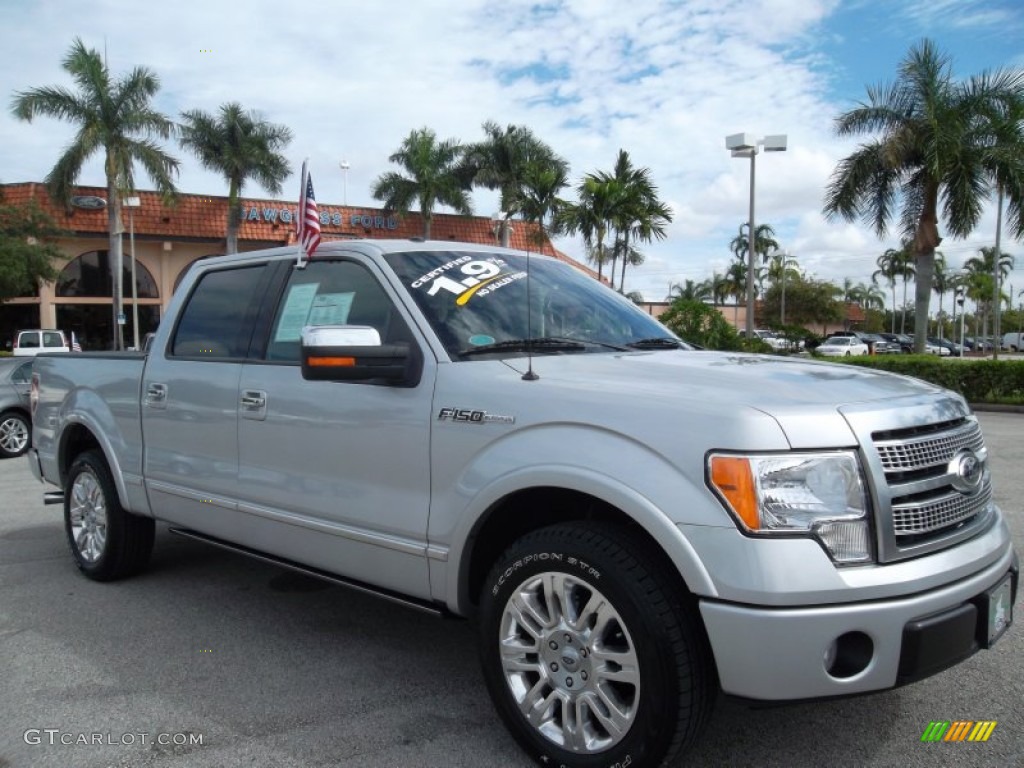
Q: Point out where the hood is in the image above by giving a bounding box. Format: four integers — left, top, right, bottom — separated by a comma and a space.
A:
499, 349, 957, 449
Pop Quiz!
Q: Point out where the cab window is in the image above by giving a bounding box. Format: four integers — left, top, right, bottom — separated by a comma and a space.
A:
264, 260, 411, 363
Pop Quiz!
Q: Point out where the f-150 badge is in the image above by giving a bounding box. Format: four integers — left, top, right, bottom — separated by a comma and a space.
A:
437, 407, 515, 425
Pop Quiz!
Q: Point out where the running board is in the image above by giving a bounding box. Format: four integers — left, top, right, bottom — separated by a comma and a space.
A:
167, 527, 448, 618
43, 491, 64, 506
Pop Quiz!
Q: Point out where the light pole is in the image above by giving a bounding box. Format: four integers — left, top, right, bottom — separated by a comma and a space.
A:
339, 160, 350, 206
956, 287, 966, 357
725, 133, 788, 336
123, 196, 141, 350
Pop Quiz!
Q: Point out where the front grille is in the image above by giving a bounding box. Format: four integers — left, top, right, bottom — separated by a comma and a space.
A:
870, 417, 991, 549
875, 421, 985, 473
892, 485, 991, 536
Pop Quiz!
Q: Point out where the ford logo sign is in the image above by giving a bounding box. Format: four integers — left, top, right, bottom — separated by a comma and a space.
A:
949, 450, 983, 493
71, 195, 107, 210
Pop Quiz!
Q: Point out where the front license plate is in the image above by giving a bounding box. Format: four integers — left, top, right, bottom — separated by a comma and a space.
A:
985, 575, 1013, 647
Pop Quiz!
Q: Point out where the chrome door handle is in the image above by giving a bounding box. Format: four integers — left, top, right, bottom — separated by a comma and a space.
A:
145, 383, 167, 408
240, 391, 266, 409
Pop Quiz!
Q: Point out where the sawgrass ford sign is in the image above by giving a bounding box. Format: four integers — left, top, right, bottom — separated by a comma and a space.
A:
241, 204, 398, 230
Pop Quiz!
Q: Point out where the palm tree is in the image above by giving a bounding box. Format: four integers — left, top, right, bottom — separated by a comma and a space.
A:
872, 249, 902, 333
370, 127, 472, 239
766, 253, 799, 325
824, 38, 1024, 353
464, 121, 566, 246
516, 160, 569, 250
11, 37, 179, 349
179, 103, 292, 254
932, 252, 951, 338
729, 223, 780, 265
558, 175, 622, 283
725, 258, 747, 326
894, 245, 916, 334
964, 246, 1015, 337
857, 282, 886, 312
606, 150, 672, 292
668, 279, 711, 302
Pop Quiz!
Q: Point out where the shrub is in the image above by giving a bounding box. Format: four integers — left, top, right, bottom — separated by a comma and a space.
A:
835, 356, 1024, 404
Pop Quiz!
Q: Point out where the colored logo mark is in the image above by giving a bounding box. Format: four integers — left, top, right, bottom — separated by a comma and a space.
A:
200, 49, 213, 53
920, 721, 997, 742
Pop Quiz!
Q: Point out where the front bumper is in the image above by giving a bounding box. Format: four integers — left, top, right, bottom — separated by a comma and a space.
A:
700, 547, 1018, 701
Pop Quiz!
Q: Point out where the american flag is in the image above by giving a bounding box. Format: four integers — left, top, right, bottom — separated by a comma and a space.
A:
297, 167, 321, 258
71, 332, 82, 352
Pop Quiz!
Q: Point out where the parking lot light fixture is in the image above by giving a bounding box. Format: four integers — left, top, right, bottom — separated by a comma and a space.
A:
725, 133, 787, 336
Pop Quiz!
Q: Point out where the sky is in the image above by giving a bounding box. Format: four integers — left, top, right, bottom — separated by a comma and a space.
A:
2, 0, 1023, 305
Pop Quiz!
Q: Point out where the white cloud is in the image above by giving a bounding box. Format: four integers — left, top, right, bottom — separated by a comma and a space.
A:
1, 0, 1019, 305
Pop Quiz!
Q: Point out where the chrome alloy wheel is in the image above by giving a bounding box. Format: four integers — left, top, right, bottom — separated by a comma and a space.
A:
69, 470, 107, 563
0, 414, 28, 454
499, 572, 640, 754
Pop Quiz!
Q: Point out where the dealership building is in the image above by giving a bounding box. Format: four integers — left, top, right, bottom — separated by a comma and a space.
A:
2, 182, 588, 350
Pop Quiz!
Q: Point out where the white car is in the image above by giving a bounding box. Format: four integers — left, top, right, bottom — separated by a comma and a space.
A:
816, 336, 869, 357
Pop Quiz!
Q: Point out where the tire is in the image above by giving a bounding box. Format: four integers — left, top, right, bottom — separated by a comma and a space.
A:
64, 450, 154, 581
0, 410, 30, 458
479, 523, 715, 768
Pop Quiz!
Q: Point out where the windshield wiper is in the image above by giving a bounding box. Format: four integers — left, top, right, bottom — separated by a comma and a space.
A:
460, 337, 588, 356
627, 337, 684, 349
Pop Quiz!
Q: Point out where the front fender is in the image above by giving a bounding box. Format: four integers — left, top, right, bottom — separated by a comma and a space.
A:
431, 424, 731, 614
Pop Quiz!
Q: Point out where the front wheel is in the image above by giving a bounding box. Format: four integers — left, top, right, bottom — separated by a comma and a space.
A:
64, 450, 155, 581
479, 523, 715, 768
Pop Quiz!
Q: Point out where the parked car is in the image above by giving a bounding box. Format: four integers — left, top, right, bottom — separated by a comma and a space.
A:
0, 357, 33, 458
816, 335, 869, 356
739, 329, 787, 351
924, 338, 951, 356
929, 337, 963, 356
878, 332, 914, 353
11, 329, 69, 356
858, 333, 900, 354
962, 336, 991, 352
1000, 332, 1024, 352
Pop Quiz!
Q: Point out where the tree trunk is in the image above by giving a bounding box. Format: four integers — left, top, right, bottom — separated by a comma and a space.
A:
619, 230, 630, 294
226, 180, 240, 255
106, 171, 125, 351
424, 215, 432, 240
912, 191, 941, 353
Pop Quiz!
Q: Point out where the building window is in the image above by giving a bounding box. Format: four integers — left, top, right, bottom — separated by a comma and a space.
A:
57, 250, 159, 298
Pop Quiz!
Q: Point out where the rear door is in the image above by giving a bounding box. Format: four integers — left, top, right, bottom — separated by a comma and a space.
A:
141, 261, 276, 534
234, 256, 436, 598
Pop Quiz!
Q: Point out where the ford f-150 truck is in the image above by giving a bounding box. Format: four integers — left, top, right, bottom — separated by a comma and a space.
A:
29, 240, 1017, 768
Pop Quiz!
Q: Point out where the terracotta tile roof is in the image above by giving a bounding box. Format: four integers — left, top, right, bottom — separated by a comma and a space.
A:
2, 181, 599, 279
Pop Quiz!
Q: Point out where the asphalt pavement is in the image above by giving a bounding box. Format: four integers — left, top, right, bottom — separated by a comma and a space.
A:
1, 413, 1022, 768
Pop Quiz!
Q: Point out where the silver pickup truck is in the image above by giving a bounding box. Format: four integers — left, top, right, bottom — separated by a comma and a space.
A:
29, 240, 1017, 768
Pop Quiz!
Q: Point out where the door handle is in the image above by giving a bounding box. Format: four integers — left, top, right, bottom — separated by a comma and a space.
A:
145, 383, 167, 408
240, 391, 266, 409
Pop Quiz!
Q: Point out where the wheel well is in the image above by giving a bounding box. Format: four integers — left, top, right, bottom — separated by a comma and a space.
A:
463, 486, 690, 612
59, 423, 102, 486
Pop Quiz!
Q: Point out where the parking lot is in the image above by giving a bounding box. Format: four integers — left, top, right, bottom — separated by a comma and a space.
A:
1, 413, 1021, 768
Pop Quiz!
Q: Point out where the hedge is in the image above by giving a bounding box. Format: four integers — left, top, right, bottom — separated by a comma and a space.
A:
827, 355, 1024, 404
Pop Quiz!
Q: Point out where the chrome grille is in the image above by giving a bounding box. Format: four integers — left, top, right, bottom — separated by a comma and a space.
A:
892, 485, 991, 535
875, 420, 985, 472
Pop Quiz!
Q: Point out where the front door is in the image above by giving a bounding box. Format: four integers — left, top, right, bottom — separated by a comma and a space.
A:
236, 257, 435, 599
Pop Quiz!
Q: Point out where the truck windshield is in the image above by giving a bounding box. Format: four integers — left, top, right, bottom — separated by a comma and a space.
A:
384, 250, 685, 359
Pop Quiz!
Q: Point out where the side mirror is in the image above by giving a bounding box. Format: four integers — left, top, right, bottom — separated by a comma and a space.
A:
300, 325, 418, 385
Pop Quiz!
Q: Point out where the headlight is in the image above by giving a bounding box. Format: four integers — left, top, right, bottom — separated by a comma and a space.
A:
708, 451, 872, 564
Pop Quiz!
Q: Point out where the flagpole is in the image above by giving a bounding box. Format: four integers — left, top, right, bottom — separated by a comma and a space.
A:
296, 158, 309, 268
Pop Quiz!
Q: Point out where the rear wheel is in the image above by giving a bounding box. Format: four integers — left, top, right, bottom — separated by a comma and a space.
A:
64, 450, 154, 581
0, 410, 30, 458
479, 523, 715, 768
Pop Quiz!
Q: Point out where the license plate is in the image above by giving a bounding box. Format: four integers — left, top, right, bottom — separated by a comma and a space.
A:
985, 575, 1013, 646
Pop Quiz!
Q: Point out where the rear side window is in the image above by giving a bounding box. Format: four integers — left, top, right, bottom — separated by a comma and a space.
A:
43, 332, 65, 348
11, 362, 33, 383
172, 266, 266, 358
18, 332, 40, 349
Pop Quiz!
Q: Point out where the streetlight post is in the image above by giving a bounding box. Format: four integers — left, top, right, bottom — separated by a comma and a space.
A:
123, 196, 141, 350
339, 160, 350, 206
725, 133, 787, 336
956, 287, 966, 357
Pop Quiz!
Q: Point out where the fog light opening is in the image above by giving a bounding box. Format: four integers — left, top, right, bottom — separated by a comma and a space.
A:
825, 631, 873, 679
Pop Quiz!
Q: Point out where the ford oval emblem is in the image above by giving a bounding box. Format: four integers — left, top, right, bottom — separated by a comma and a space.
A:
949, 450, 983, 493
71, 195, 107, 210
